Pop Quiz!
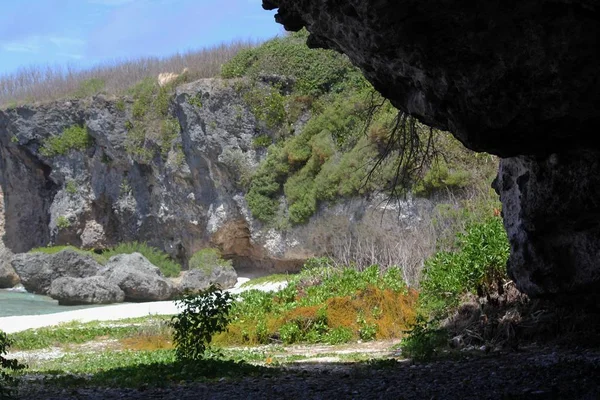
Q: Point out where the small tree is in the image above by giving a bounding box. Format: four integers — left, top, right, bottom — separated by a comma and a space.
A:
1, 331, 25, 400
170, 285, 233, 361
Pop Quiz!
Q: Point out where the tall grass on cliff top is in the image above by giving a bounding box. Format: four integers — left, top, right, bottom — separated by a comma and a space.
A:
0, 40, 256, 107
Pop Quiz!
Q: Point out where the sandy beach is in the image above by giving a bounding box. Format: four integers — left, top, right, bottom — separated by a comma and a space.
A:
0, 278, 286, 334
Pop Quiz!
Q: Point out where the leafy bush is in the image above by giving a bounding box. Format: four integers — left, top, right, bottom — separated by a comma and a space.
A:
419, 217, 509, 315
170, 285, 233, 360
188, 248, 232, 274
1, 331, 25, 399
40, 124, 93, 157
103, 242, 181, 277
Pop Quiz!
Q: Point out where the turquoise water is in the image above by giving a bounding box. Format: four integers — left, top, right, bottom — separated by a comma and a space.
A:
0, 289, 100, 317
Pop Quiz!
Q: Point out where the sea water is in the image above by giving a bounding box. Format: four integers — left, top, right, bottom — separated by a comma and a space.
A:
0, 288, 99, 317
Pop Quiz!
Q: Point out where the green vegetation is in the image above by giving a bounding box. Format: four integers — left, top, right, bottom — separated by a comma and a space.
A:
103, 241, 181, 277
65, 179, 77, 195
188, 248, 232, 274
213, 259, 417, 346
1, 331, 24, 399
55, 216, 71, 230
30, 242, 181, 277
420, 216, 510, 316
170, 285, 233, 360
240, 274, 291, 287
221, 31, 496, 226
10, 318, 168, 351
124, 76, 185, 164
29, 245, 107, 265
400, 216, 510, 360
26, 350, 265, 388
40, 124, 93, 157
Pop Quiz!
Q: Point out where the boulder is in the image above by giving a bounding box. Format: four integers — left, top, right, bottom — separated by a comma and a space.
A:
101, 252, 173, 301
178, 265, 238, 294
49, 276, 125, 305
11, 250, 102, 294
0, 261, 19, 288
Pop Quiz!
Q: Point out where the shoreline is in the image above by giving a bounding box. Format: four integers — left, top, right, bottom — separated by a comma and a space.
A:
0, 278, 286, 334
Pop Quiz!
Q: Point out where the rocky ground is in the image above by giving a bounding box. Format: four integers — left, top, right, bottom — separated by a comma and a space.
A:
14, 344, 600, 399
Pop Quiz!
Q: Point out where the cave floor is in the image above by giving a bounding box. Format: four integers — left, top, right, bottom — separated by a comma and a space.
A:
16, 342, 600, 399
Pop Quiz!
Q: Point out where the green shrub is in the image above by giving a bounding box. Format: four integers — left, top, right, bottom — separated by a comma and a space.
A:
29, 245, 108, 265
73, 78, 105, 98
1, 330, 25, 399
188, 248, 232, 274
326, 326, 353, 344
252, 134, 272, 148
221, 30, 366, 96
56, 216, 71, 230
419, 216, 509, 316
40, 124, 93, 157
279, 322, 302, 344
399, 316, 447, 361
103, 242, 181, 277
160, 117, 180, 158
65, 179, 77, 195
170, 285, 233, 360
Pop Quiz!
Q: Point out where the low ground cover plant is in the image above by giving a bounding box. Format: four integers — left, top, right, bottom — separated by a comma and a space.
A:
213, 258, 418, 346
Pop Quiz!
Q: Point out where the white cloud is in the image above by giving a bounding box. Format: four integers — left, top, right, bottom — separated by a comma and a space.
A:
57, 52, 84, 60
88, 0, 138, 6
48, 36, 85, 48
1, 37, 41, 53
1, 35, 85, 54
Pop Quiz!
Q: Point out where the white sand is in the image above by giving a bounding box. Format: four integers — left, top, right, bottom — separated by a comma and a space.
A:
0, 277, 287, 334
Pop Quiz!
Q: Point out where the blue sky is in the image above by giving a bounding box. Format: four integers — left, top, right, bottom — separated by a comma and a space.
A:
0, 0, 281, 76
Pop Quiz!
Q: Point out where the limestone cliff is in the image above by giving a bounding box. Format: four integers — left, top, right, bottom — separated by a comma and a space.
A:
0, 78, 432, 275
262, 0, 600, 299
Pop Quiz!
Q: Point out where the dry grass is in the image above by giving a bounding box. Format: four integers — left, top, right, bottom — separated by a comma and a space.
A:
0, 40, 257, 107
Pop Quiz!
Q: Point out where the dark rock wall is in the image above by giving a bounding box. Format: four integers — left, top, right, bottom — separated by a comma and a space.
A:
262, 0, 600, 297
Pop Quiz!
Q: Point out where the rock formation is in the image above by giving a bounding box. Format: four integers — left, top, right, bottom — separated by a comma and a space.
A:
0, 78, 434, 280
49, 276, 125, 305
100, 253, 173, 302
11, 250, 101, 294
177, 265, 238, 294
262, 0, 600, 298
0, 189, 19, 288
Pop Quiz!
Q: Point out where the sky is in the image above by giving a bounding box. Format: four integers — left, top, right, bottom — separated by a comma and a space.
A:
0, 0, 282, 76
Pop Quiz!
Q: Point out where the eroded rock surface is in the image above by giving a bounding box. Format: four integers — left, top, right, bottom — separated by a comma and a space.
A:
0, 189, 18, 288
0, 79, 436, 278
262, 0, 600, 297
49, 276, 125, 305
101, 253, 173, 301
177, 265, 238, 294
11, 250, 101, 294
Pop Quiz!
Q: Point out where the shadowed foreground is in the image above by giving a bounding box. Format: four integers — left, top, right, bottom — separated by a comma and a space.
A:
18, 346, 600, 400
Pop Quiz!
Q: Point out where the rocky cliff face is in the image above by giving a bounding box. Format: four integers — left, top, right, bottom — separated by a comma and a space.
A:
262, 0, 600, 298
0, 78, 433, 275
